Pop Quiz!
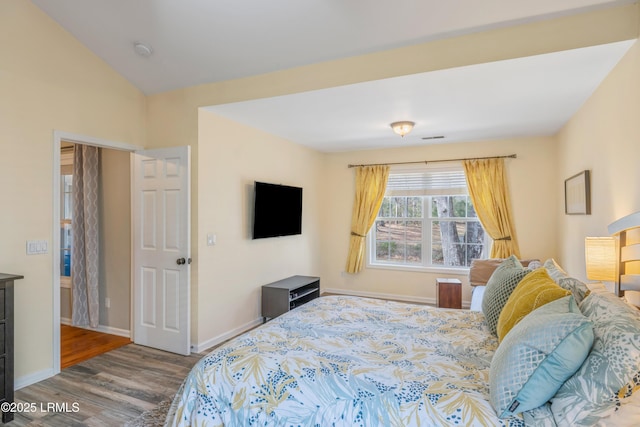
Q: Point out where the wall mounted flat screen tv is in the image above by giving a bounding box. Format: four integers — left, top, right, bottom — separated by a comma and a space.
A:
252, 181, 303, 239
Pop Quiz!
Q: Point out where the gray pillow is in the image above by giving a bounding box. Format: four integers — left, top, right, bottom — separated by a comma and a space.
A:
543, 258, 589, 304
481, 255, 528, 335
543, 258, 568, 282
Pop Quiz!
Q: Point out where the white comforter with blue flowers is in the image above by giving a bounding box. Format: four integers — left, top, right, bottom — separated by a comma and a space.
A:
166, 295, 523, 426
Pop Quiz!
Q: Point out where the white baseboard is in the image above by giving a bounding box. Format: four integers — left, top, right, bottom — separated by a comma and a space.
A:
192, 318, 263, 354
15, 368, 55, 390
60, 317, 131, 338
322, 288, 471, 309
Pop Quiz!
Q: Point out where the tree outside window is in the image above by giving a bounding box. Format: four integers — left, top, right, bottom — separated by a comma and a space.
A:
430, 195, 484, 267
369, 167, 489, 269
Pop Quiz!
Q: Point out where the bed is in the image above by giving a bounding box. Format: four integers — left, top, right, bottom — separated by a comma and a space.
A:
167, 295, 521, 426
167, 213, 640, 427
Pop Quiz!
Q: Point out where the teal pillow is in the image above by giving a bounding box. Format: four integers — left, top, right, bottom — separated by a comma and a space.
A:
481, 256, 528, 335
490, 295, 594, 418
550, 292, 640, 426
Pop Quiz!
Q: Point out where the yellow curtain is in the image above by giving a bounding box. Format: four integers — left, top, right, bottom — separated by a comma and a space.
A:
463, 158, 520, 258
345, 165, 390, 273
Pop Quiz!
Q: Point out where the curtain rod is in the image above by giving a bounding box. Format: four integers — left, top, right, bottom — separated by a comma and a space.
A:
347, 154, 517, 168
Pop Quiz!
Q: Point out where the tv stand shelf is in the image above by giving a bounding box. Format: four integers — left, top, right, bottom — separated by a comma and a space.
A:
262, 275, 320, 321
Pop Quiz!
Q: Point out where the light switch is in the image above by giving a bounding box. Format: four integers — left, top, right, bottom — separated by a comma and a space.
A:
26, 240, 48, 255
207, 233, 216, 246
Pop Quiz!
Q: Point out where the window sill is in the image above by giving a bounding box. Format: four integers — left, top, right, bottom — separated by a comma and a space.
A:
366, 262, 470, 275
60, 277, 71, 289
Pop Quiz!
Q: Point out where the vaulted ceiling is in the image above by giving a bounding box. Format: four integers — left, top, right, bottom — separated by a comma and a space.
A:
32, 0, 638, 151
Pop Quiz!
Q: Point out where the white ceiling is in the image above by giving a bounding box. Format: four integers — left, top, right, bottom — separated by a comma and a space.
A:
32, 0, 636, 152
207, 41, 634, 151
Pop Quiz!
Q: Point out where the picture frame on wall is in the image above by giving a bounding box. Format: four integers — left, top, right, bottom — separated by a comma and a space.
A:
565, 170, 591, 215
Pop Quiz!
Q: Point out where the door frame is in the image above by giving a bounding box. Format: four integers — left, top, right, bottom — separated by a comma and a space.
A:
52, 131, 143, 375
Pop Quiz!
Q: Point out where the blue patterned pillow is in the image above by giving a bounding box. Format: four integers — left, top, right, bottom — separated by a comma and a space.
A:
558, 277, 589, 304
482, 255, 528, 335
523, 403, 556, 427
550, 292, 640, 426
543, 258, 589, 303
490, 296, 594, 418
543, 258, 568, 282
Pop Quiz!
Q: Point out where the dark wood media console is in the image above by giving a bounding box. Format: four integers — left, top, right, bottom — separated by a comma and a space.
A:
261, 275, 320, 322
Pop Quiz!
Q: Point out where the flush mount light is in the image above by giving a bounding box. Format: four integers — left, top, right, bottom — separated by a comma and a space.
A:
133, 42, 153, 57
390, 121, 415, 137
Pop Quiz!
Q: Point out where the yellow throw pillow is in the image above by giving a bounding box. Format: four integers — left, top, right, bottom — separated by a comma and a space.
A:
497, 268, 571, 341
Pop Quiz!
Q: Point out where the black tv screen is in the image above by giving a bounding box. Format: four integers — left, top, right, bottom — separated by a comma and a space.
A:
252, 181, 303, 239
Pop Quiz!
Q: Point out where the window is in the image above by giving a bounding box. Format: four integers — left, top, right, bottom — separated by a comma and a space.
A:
368, 166, 490, 270
61, 174, 72, 278
60, 147, 73, 287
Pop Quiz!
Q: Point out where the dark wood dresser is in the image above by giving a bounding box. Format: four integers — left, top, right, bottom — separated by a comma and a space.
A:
0, 273, 22, 423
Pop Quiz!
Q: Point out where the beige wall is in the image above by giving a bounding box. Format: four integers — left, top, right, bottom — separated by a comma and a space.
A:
196, 110, 323, 348
60, 288, 72, 320
556, 39, 640, 304
320, 137, 558, 305
98, 148, 131, 330
0, 1, 145, 380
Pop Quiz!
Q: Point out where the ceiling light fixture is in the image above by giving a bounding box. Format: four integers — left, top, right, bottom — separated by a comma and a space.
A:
390, 121, 415, 137
133, 42, 153, 58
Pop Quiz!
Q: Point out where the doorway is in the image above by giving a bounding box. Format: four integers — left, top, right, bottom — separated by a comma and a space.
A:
57, 141, 133, 367
52, 131, 143, 375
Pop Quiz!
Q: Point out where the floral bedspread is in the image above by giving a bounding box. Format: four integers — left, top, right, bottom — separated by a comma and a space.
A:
166, 295, 523, 426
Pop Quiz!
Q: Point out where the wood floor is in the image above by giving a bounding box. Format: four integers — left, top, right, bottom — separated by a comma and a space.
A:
12, 344, 203, 426
61, 325, 132, 369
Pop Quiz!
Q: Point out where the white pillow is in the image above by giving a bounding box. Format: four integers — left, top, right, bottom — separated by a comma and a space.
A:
586, 282, 610, 295
596, 390, 640, 427
470, 286, 485, 311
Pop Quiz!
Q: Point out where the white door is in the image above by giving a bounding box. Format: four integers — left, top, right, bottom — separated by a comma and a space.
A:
132, 146, 191, 355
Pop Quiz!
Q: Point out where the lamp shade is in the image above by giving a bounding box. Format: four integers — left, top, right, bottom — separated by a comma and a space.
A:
585, 237, 617, 281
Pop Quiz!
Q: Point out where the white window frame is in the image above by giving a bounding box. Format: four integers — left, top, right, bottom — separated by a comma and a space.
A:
367, 164, 491, 273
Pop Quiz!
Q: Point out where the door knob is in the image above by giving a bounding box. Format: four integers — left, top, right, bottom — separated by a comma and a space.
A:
176, 257, 186, 265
